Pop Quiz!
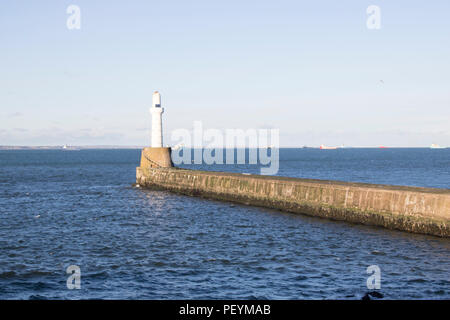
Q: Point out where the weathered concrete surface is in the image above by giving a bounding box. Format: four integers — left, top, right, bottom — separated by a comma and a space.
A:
136, 167, 450, 237
140, 147, 173, 169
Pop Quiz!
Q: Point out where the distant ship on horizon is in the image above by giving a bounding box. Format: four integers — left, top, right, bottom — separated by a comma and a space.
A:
319, 144, 339, 150
62, 144, 80, 151
430, 144, 446, 149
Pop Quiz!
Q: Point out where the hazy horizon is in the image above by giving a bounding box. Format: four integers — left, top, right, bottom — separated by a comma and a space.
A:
0, 144, 447, 149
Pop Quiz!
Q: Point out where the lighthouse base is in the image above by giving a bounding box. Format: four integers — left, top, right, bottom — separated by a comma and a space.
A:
140, 147, 173, 169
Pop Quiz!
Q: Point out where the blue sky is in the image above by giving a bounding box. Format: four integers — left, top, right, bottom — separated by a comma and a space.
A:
1, 0, 449, 146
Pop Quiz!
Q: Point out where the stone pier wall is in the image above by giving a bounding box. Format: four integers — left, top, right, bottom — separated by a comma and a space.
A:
136, 167, 450, 238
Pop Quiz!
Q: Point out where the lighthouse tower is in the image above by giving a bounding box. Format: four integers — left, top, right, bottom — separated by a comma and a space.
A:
138, 90, 173, 169
150, 91, 164, 147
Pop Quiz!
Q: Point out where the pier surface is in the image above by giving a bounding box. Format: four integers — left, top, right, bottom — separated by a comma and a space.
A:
136, 167, 450, 237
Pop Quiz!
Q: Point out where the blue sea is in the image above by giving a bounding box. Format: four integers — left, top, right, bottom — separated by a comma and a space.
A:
0, 148, 449, 299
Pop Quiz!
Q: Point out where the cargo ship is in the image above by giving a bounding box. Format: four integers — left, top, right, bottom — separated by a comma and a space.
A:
319, 144, 338, 150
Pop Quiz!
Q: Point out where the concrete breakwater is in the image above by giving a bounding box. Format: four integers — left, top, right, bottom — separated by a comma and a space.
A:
136, 167, 450, 238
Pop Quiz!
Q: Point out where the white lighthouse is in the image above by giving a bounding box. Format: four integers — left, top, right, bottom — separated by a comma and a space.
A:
150, 91, 164, 148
